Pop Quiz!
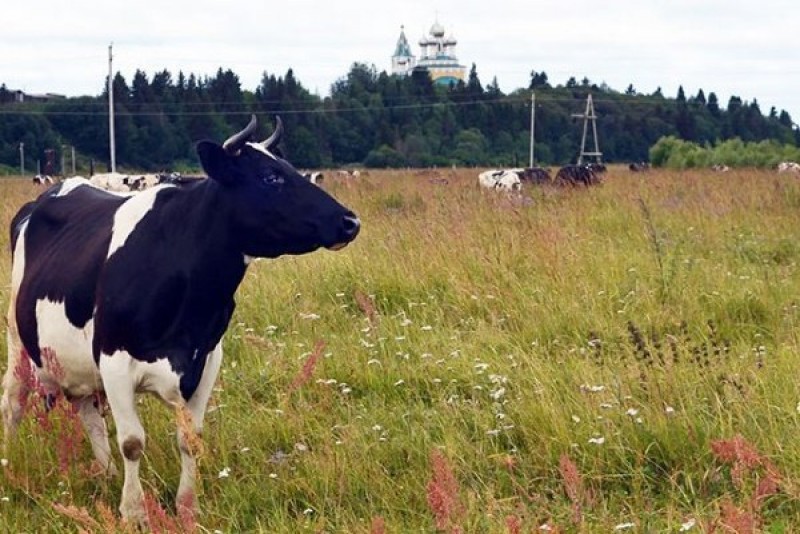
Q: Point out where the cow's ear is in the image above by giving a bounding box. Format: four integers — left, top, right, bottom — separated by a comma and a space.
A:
197, 141, 235, 185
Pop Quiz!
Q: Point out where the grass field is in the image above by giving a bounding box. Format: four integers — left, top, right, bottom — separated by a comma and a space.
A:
1, 167, 800, 532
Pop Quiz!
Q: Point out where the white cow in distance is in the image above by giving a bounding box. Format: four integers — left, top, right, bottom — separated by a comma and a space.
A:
478, 169, 522, 192
89, 172, 130, 192
777, 161, 800, 174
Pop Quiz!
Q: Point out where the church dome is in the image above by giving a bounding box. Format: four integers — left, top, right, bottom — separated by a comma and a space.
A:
430, 21, 445, 37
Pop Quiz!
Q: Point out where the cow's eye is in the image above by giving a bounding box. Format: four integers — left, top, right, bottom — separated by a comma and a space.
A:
262, 174, 284, 186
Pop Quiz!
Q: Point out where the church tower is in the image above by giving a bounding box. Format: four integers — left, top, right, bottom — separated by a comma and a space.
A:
415, 20, 466, 86
391, 25, 416, 76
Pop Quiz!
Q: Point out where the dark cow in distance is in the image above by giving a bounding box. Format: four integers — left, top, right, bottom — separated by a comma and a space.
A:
629, 161, 651, 172
518, 166, 551, 184
554, 164, 602, 186
1, 115, 360, 523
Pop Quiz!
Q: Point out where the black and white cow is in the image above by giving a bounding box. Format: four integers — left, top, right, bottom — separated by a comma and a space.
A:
1, 115, 360, 523
302, 171, 324, 184
32, 174, 54, 186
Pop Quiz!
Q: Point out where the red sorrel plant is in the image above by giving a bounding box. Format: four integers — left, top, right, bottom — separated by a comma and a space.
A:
288, 340, 325, 394
710, 434, 782, 531
558, 453, 584, 525
426, 449, 464, 533
354, 289, 379, 327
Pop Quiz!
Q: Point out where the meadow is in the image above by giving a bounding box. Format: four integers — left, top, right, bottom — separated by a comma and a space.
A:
1, 167, 800, 532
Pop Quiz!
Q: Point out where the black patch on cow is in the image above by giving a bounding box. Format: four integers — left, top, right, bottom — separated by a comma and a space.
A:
15, 184, 125, 366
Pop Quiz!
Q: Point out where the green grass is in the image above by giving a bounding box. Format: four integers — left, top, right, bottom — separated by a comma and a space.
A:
1, 168, 800, 531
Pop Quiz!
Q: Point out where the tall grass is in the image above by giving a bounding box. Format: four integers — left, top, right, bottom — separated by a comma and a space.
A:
1, 168, 799, 531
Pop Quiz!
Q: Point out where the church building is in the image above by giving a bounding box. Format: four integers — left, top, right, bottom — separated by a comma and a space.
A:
391, 20, 466, 86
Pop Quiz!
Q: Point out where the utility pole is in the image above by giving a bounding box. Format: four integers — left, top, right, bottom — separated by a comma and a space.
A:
571, 93, 602, 164
19, 142, 25, 176
61, 145, 67, 176
108, 43, 117, 173
529, 92, 535, 168
71, 146, 76, 175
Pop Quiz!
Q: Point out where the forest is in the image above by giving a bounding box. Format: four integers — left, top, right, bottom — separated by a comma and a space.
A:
1, 63, 798, 173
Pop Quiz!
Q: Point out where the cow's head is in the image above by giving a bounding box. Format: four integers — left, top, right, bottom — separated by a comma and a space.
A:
196, 115, 360, 258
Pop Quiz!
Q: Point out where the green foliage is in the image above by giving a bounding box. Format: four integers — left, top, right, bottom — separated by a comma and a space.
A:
1, 64, 798, 172
650, 136, 800, 168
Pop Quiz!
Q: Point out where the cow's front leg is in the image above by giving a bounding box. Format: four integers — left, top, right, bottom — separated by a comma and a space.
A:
99, 353, 146, 525
175, 343, 223, 517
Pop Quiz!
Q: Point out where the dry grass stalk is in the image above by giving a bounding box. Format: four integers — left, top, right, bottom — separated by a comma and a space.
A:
288, 340, 325, 394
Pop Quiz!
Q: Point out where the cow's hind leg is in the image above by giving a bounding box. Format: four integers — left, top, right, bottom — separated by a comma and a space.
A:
73, 396, 118, 476
99, 355, 146, 524
2, 313, 33, 451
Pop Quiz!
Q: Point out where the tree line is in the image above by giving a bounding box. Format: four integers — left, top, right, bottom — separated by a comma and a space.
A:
1, 63, 798, 174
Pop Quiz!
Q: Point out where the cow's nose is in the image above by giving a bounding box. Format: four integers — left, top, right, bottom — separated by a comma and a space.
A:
342, 214, 361, 240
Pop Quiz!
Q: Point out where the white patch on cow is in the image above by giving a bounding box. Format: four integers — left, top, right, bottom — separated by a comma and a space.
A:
246, 142, 278, 160
106, 188, 162, 258
57, 176, 92, 196
10, 220, 29, 296
99, 351, 182, 402
34, 299, 101, 397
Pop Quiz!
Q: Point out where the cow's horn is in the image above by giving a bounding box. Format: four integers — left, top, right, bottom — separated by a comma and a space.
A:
222, 114, 258, 155
261, 116, 284, 151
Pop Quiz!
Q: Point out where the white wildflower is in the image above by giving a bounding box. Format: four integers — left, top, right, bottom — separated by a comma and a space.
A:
367, 359, 381, 366
269, 473, 278, 479
303, 508, 314, 515
580, 384, 605, 393
614, 523, 635, 531
0, 459, 7, 467
240, 447, 251, 453
625, 408, 639, 417
665, 406, 675, 415
571, 415, 581, 423
679, 518, 696, 531
299, 312, 320, 320
400, 318, 412, 327
0, 497, 9, 503
600, 403, 613, 409
295, 443, 308, 452
218, 467, 231, 479
490, 387, 506, 400
394, 379, 405, 386
372, 425, 383, 432
421, 325, 433, 331
588, 436, 605, 445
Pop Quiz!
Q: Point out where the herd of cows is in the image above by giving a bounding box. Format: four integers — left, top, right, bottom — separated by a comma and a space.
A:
29, 160, 800, 196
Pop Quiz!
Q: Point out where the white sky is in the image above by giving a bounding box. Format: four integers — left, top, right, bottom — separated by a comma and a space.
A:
2, 0, 799, 125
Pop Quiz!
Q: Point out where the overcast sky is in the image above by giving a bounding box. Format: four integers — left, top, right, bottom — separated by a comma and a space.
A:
3, 0, 799, 125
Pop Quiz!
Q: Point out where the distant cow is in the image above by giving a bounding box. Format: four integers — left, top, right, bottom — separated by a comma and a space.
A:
554, 164, 601, 186
1, 115, 360, 524
303, 171, 325, 184
777, 161, 800, 174
32, 175, 54, 186
629, 162, 651, 172
478, 169, 522, 192
89, 172, 131, 192
711, 164, 730, 172
518, 166, 551, 184
123, 174, 161, 191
